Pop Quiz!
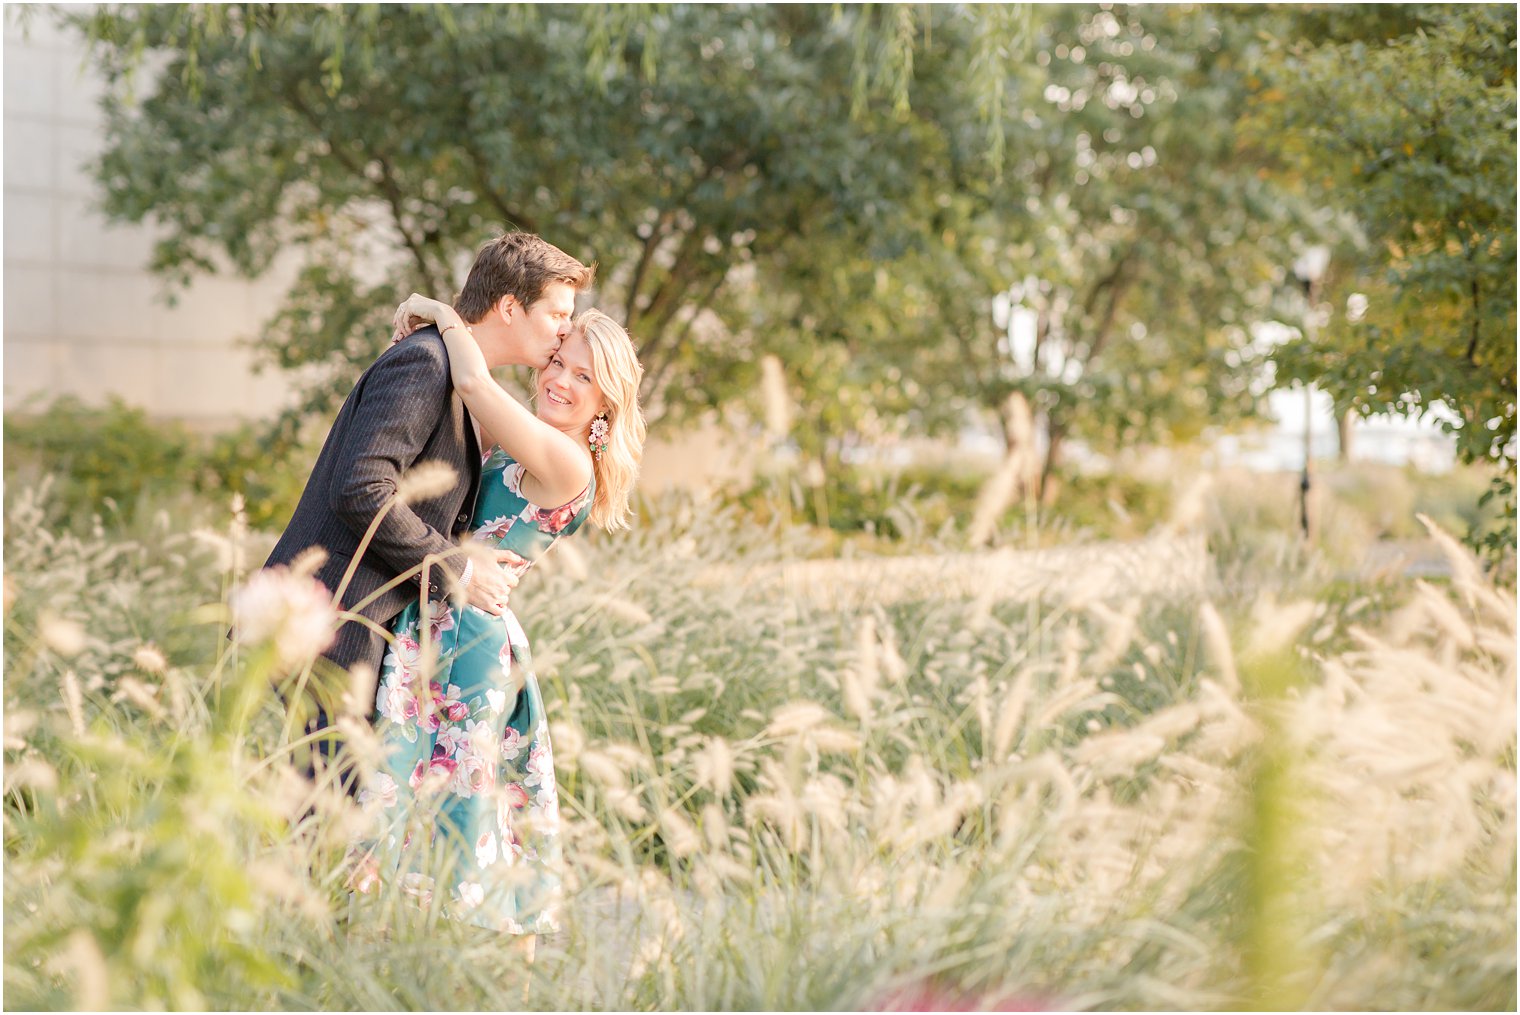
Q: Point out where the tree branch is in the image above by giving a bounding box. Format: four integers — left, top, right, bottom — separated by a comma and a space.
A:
281, 83, 443, 293
640, 271, 727, 405
457, 135, 540, 234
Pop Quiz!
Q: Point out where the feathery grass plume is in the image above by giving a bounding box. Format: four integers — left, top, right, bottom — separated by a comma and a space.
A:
287, 544, 329, 578
61, 928, 109, 1011
1243, 597, 1317, 662
549, 719, 586, 765
578, 749, 628, 789
598, 593, 654, 626
115, 677, 166, 720
395, 460, 459, 505
693, 736, 735, 797
658, 807, 700, 858
809, 726, 863, 755
1416, 511, 1485, 592
1412, 579, 1478, 650
131, 643, 168, 675
991, 671, 1035, 763
227, 492, 250, 577
229, 566, 337, 668
3, 709, 37, 751
549, 537, 589, 580
39, 615, 85, 657
340, 662, 377, 719
700, 802, 729, 851
1198, 601, 1240, 693
841, 613, 880, 723
3, 573, 16, 615
1084, 599, 1140, 673
766, 701, 836, 738
759, 353, 792, 438
878, 623, 909, 683
61, 669, 86, 736
1161, 472, 1213, 534
5, 757, 58, 793
839, 666, 871, 726
967, 456, 1021, 549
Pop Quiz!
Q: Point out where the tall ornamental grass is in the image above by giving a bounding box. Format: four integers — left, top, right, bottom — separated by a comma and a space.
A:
3, 479, 1513, 1010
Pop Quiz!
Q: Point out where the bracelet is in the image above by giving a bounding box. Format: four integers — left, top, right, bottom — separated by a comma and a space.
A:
459, 559, 474, 589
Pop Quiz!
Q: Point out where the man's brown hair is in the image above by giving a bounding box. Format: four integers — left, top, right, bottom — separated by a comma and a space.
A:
454, 232, 595, 321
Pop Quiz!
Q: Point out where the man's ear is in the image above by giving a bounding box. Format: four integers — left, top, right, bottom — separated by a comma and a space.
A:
496, 294, 518, 323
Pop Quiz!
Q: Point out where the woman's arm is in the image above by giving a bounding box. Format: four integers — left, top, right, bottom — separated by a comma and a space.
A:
391, 294, 592, 505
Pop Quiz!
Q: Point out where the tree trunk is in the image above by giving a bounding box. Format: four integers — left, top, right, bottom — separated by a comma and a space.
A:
1336, 407, 1356, 462
1038, 415, 1066, 507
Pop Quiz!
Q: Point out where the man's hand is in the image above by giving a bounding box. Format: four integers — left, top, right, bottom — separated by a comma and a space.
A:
463, 549, 529, 615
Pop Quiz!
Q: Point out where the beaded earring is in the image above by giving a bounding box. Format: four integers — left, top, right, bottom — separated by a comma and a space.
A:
589, 413, 610, 462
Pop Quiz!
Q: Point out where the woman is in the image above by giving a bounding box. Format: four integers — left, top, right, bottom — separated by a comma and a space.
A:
349, 294, 645, 946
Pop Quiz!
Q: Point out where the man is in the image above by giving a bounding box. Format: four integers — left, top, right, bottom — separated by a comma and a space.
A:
262, 232, 595, 781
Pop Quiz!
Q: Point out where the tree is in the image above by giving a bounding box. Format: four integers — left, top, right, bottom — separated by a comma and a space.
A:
774, 6, 1316, 500
1244, 5, 1517, 566
75, 3, 1368, 534
76, 5, 1021, 435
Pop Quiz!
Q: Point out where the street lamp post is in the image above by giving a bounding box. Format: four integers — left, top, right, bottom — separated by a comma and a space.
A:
1292, 246, 1330, 540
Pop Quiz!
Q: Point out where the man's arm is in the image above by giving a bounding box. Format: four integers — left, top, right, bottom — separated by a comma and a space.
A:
327, 337, 464, 591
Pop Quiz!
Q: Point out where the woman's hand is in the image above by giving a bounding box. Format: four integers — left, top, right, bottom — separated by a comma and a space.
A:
390, 293, 465, 346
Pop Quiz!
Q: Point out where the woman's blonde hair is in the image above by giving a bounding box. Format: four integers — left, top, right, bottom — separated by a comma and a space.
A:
550, 309, 645, 531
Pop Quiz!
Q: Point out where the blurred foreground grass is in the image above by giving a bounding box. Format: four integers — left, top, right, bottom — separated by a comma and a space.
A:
3, 470, 1514, 1010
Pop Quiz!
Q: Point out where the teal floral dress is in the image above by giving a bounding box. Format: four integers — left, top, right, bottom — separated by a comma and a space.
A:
351, 447, 592, 935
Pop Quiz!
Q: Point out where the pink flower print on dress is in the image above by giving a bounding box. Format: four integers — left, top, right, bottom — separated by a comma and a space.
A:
426, 605, 456, 644
357, 772, 398, 810
474, 514, 517, 542
501, 726, 525, 761
529, 500, 579, 535
378, 683, 414, 726
457, 880, 485, 909
387, 633, 423, 686
475, 830, 499, 867
423, 756, 458, 796
435, 722, 468, 757
450, 753, 492, 798
409, 758, 429, 790
501, 463, 527, 498
502, 783, 529, 809
525, 743, 556, 795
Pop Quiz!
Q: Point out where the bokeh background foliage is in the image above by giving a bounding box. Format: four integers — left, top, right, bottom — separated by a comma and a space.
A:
3, 3, 1517, 1011
48, 2, 1517, 561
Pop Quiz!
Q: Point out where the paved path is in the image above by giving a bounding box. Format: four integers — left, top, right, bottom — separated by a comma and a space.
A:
697, 532, 1211, 608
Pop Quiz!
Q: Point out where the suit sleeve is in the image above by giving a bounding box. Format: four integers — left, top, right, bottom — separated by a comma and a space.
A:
326, 338, 466, 590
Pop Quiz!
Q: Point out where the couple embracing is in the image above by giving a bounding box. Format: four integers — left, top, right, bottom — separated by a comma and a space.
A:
262, 232, 646, 941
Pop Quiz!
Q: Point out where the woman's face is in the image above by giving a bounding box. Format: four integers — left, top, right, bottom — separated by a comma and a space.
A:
536, 330, 605, 433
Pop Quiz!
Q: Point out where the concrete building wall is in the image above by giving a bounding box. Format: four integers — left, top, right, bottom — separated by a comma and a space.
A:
3, 11, 299, 427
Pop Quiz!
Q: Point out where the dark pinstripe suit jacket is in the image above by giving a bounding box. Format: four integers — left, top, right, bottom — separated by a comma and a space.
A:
263, 327, 481, 670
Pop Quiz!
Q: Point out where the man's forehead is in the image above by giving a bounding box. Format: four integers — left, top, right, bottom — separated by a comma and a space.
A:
545, 283, 576, 312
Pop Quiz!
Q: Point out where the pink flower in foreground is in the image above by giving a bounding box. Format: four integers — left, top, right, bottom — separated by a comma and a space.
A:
230, 566, 336, 667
